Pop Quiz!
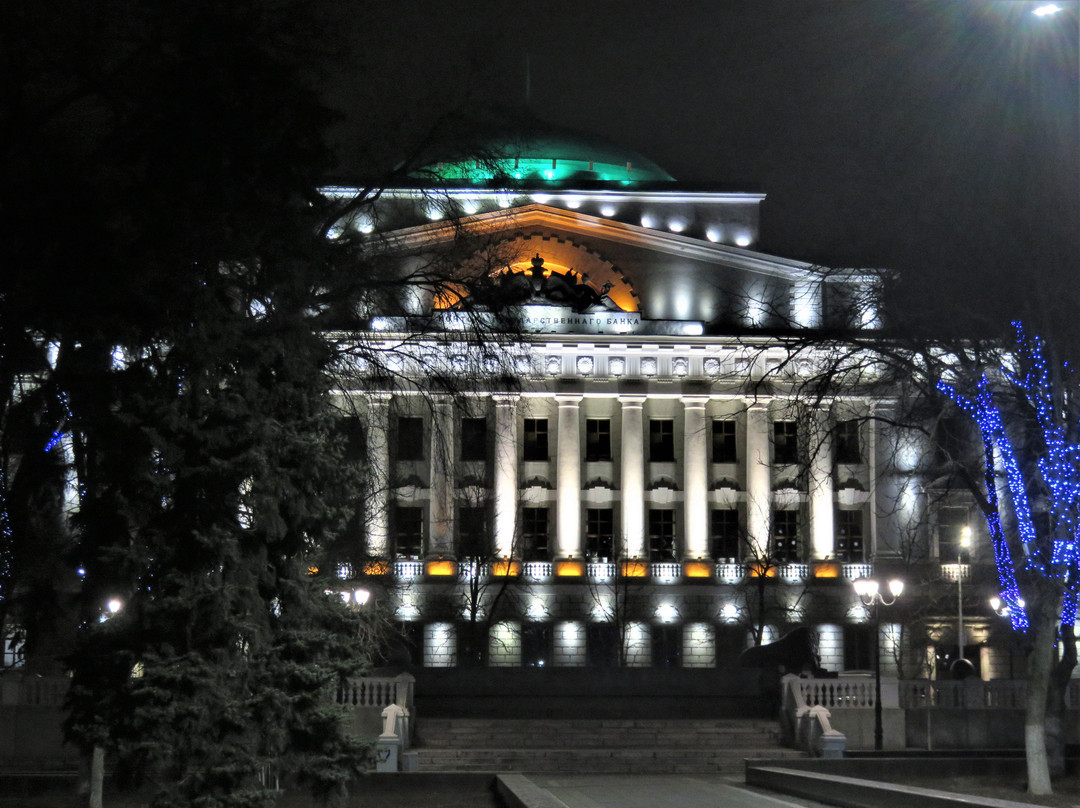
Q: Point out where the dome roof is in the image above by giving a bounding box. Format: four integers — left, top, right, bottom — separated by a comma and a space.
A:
409, 111, 675, 184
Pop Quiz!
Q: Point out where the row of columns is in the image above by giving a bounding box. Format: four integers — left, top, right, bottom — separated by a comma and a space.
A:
363, 393, 844, 561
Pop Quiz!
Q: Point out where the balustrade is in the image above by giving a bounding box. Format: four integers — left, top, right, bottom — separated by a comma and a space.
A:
842, 563, 873, 580
522, 561, 553, 580
394, 560, 424, 580
716, 562, 744, 583
652, 562, 681, 582
587, 561, 617, 581
779, 563, 809, 582
940, 562, 971, 582
336, 673, 415, 713
900, 679, 1026, 709
797, 676, 876, 709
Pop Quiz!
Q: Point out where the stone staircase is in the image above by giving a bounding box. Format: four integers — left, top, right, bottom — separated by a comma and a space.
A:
414, 718, 805, 773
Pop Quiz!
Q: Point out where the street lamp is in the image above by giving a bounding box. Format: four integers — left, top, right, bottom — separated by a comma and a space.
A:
853, 576, 904, 751
1033, 4, 1066, 18
954, 525, 972, 676
990, 595, 1025, 679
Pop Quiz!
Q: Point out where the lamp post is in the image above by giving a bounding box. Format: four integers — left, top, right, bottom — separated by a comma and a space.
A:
956, 525, 972, 674
990, 594, 1025, 679
853, 576, 904, 751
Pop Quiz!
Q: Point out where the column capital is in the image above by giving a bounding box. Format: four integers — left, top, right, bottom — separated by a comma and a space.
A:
555, 393, 584, 405
367, 392, 392, 407
680, 394, 710, 408
617, 394, 648, 407
492, 392, 521, 407
745, 396, 773, 411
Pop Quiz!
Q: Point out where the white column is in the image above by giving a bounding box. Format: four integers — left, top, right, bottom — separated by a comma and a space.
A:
365, 394, 391, 557
619, 395, 646, 558
809, 409, 835, 560
429, 396, 454, 555
493, 394, 519, 558
682, 395, 710, 558
745, 400, 771, 558
556, 394, 583, 558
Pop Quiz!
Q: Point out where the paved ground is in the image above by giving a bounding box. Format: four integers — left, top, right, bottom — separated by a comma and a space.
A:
502, 774, 837, 808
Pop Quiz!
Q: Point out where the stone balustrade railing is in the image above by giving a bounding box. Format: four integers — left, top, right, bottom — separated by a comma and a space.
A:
899, 679, 1080, 710
336, 673, 415, 715
780, 674, 846, 757
367, 559, 880, 583
394, 560, 424, 580
523, 561, 553, 579
794, 676, 881, 709
587, 562, 617, 581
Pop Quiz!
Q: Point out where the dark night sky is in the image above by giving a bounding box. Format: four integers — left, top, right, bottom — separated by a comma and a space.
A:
321, 0, 1079, 324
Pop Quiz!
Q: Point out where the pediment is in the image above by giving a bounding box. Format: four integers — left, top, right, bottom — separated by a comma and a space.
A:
384, 203, 819, 284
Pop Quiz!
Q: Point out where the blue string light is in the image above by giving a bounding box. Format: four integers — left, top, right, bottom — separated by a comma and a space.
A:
939, 322, 1080, 633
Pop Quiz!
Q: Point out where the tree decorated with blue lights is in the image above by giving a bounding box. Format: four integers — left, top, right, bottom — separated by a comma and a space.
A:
939, 322, 1080, 795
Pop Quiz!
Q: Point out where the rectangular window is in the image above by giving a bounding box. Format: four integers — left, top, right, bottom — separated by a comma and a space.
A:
396, 417, 424, 461
522, 623, 552, 668
457, 506, 487, 557
710, 509, 741, 561
586, 623, 620, 668
585, 418, 612, 462
773, 420, 798, 464
395, 622, 424, 668
341, 416, 366, 464
649, 419, 675, 462
835, 420, 861, 464
836, 510, 864, 562
712, 420, 737, 463
937, 505, 970, 559
460, 417, 487, 462
843, 624, 874, 671
648, 509, 676, 560
521, 507, 549, 560
586, 508, 615, 559
523, 418, 549, 462
393, 506, 424, 558
651, 625, 682, 668
716, 625, 749, 661
771, 510, 799, 562
936, 416, 971, 465
2, 629, 25, 669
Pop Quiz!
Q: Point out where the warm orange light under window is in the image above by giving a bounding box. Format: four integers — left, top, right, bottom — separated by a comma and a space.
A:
555, 559, 585, 577
491, 560, 521, 577
812, 561, 842, 579
620, 560, 648, 578
307, 565, 320, 576
746, 561, 777, 578
363, 561, 390, 576
425, 559, 457, 577
683, 561, 713, 578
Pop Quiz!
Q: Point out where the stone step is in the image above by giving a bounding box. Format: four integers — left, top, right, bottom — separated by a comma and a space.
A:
415, 746, 805, 774
418, 718, 778, 732
411, 718, 796, 773
416, 718, 779, 750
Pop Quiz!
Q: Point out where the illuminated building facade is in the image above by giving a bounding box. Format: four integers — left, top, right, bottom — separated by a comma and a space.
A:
324, 120, 1004, 680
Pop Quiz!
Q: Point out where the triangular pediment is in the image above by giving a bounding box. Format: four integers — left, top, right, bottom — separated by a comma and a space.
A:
381, 203, 818, 283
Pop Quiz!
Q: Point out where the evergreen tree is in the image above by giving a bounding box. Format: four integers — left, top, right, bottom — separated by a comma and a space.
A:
2, 1, 388, 804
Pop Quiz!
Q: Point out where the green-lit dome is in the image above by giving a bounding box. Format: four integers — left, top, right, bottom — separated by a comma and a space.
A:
410, 112, 675, 184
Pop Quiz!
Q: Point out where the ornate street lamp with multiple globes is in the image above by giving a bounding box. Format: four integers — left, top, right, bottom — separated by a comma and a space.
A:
852, 576, 904, 751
